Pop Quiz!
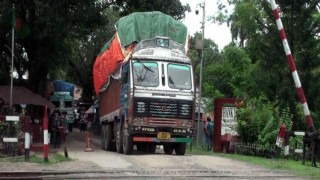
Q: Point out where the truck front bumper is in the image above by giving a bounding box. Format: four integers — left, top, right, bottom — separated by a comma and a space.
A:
129, 125, 194, 143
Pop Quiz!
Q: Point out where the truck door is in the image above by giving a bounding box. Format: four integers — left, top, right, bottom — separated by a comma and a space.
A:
120, 63, 130, 122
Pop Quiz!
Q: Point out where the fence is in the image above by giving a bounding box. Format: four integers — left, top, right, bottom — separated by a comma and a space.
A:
285, 131, 320, 166
1, 116, 20, 156
284, 131, 305, 159
234, 143, 275, 158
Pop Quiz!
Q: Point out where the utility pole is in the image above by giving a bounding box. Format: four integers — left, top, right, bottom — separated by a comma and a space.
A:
10, 4, 15, 109
196, 1, 205, 146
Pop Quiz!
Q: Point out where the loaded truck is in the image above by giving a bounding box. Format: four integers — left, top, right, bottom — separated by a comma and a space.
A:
50, 80, 76, 132
93, 11, 195, 155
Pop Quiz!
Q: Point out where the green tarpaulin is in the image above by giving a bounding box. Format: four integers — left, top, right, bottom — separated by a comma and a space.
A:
115, 11, 188, 47
94, 11, 188, 94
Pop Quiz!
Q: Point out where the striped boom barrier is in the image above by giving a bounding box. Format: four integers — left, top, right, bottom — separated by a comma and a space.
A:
270, 0, 315, 132
43, 105, 49, 162
284, 131, 305, 158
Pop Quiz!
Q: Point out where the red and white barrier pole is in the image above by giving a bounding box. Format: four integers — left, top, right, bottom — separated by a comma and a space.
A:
43, 105, 49, 162
24, 116, 31, 162
270, 0, 315, 132
276, 123, 286, 148
84, 131, 94, 152
275, 123, 286, 157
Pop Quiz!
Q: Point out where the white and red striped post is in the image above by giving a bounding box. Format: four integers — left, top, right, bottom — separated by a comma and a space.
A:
270, 0, 315, 132
24, 116, 31, 162
43, 105, 49, 162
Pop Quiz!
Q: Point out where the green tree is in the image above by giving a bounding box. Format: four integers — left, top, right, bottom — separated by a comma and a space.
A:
188, 32, 221, 86
213, 0, 320, 130
112, 0, 190, 20
201, 43, 252, 99
0, 0, 106, 95
0, 0, 190, 101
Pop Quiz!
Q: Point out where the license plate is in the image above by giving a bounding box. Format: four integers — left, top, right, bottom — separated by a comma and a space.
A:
157, 132, 170, 140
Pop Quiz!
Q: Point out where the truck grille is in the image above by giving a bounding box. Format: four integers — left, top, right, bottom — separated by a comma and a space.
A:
134, 98, 192, 119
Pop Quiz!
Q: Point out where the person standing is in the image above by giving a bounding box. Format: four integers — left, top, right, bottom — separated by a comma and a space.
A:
62, 111, 69, 134
48, 112, 57, 147
53, 112, 63, 149
206, 117, 214, 151
202, 119, 208, 151
79, 109, 87, 133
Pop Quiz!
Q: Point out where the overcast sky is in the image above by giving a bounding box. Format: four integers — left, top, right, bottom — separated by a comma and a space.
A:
180, 0, 233, 50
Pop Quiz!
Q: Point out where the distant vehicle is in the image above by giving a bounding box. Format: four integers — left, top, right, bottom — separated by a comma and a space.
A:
50, 92, 75, 132
93, 12, 195, 155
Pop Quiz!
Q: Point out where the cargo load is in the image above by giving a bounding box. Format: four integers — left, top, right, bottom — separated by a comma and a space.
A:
93, 11, 189, 95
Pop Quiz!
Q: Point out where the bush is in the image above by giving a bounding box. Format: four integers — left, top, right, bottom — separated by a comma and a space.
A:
236, 96, 293, 146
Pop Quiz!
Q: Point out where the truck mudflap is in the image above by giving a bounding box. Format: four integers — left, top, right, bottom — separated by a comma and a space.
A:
133, 137, 192, 143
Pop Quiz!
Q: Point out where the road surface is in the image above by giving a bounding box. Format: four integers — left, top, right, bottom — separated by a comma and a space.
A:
0, 128, 307, 179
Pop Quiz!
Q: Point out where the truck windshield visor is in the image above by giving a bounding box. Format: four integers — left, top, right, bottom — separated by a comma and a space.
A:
168, 64, 192, 90
133, 61, 159, 87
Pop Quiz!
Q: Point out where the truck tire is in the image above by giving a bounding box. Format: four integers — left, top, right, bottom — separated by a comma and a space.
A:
123, 127, 133, 155
175, 143, 187, 155
164, 144, 174, 154
101, 125, 106, 150
106, 124, 113, 151
115, 121, 123, 153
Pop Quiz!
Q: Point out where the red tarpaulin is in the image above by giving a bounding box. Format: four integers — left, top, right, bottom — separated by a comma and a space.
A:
93, 33, 124, 95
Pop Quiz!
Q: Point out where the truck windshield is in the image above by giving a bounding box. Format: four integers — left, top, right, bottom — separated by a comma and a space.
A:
133, 61, 159, 87
168, 64, 192, 90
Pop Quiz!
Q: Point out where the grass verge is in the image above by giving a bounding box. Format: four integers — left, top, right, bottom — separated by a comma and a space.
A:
0, 152, 71, 164
187, 145, 320, 178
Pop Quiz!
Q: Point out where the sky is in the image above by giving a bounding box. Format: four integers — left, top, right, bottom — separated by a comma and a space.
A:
180, 0, 233, 50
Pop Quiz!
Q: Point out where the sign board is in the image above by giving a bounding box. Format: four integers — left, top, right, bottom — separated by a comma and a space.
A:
5, 116, 20, 122
3, 137, 18, 142
221, 107, 238, 135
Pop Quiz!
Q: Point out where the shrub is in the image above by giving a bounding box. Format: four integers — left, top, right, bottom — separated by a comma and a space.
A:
236, 96, 293, 146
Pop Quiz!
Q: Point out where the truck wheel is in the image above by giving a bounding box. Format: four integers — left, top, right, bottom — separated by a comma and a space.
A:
115, 121, 123, 153
101, 125, 106, 150
106, 124, 113, 151
164, 144, 174, 154
175, 143, 187, 155
123, 127, 133, 155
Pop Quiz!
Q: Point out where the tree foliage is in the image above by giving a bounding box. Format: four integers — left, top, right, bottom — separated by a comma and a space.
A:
205, 0, 320, 132
0, 0, 190, 100
236, 97, 293, 145
112, 0, 190, 20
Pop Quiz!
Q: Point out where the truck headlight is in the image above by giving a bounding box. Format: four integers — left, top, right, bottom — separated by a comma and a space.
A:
133, 118, 144, 125
139, 118, 144, 125
182, 120, 192, 128
186, 121, 192, 128
133, 118, 139, 125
